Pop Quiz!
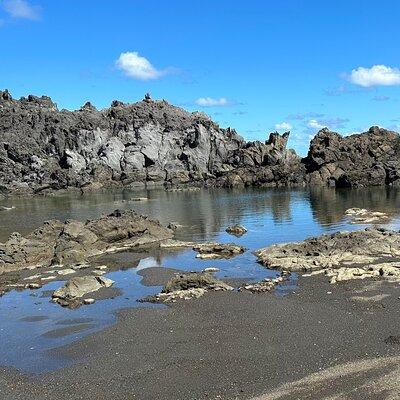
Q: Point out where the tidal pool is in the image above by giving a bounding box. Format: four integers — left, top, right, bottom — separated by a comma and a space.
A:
1, 186, 400, 373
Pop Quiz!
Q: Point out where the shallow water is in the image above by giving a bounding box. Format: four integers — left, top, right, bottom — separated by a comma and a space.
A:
1, 186, 400, 373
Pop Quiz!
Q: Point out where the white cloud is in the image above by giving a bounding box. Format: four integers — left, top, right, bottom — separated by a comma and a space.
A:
307, 119, 325, 130
275, 122, 292, 131
195, 97, 230, 107
116, 51, 167, 80
3, 0, 40, 20
349, 65, 400, 87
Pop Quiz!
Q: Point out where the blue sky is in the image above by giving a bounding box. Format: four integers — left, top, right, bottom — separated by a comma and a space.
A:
1, 0, 400, 154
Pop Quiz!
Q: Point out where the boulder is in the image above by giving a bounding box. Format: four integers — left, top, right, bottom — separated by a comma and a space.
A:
52, 275, 114, 307
225, 224, 247, 236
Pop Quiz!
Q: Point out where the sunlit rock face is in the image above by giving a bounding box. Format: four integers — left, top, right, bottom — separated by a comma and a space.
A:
2, 89, 398, 195
0, 90, 303, 194
304, 126, 400, 187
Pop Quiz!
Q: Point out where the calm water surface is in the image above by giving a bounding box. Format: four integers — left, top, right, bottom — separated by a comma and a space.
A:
1, 186, 400, 373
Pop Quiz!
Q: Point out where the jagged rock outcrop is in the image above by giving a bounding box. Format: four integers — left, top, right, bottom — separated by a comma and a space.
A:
2, 89, 399, 193
0, 209, 173, 274
304, 126, 400, 187
0, 90, 302, 194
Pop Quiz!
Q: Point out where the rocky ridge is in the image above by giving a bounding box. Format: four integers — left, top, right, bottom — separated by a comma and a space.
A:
0, 89, 303, 194
1, 89, 399, 194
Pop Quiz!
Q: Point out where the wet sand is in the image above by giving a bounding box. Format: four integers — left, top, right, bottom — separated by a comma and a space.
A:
1, 273, 400, 400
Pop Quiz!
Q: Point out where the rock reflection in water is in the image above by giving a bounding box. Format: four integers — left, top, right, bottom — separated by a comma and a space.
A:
308, 186, 400, 226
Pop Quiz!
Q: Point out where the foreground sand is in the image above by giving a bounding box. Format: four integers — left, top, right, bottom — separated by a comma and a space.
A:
1, 271, 400, 400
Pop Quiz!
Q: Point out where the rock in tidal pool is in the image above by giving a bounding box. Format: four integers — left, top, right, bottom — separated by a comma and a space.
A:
140, 272, 234, 303
0, 209, 173, 275
255, 227, 400, 284
345, 208, 390, 224
193, 243, 246, 259
52, 276, 114, 307
225, 224, 247, 237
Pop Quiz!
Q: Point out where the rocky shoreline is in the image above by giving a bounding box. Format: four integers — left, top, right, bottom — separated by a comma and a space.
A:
2, 89, 400, 196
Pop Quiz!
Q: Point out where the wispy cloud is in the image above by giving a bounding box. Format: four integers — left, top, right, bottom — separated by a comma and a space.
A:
2, 0, 40, 20
287, 112, 324, 121
306, 117, 349, 131
348, 65, 400, 87
195, 97, 232, 107
372, 95, 390, 101
233, 110, 247, 116
324, 85, 358, 96
307, 119, 324, 130
116, 51, 172, 80
275, 122, 292, 131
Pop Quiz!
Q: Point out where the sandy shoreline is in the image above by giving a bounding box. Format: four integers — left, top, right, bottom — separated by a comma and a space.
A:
1, 272, 400, 400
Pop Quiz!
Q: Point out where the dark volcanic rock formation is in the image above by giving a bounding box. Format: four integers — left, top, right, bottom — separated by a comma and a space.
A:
1, 89, 399, 193
304, 126, 400, 187
0, 90, 303, 194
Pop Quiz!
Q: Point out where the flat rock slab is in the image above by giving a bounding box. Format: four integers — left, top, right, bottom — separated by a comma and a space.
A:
193, 243, 246, 259
255, 228, 400, 277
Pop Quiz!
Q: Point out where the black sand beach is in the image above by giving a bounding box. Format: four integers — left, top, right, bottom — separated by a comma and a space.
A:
1, 272, 400, 400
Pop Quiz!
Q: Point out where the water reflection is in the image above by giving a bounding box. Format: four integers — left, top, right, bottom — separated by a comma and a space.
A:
2, 186, 400, 373
308, 186, 400, 225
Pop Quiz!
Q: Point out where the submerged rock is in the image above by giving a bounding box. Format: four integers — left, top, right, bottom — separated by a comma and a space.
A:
225, 224, 247, 237
193, 243, 246, 259
255, 228, 400, 284
141, 272, 233, 303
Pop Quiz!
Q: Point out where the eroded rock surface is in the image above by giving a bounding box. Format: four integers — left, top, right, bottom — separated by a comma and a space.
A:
304, 126, 400, 187
0, 209, 173, 274
141, 272, 234, 303
52, 275, 114, 307
345, 208, 390, 224
239, 272, 290, 293
0, 90, 302, 194
225, 224, 247, 236
193, 243, 246, 259
255, 228, 400, 283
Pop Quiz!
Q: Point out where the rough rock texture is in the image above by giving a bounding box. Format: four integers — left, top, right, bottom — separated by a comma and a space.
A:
141, 272, 234, 303
0, 90, 303, 194
345, 207, 390, 224
193, 243, 246, 259
0, 209, 173, 274
2, 89, 399, 193
52, 275, 114, 307
304, 126, 400, 187
239, 273, 290, 293
225, 224, 247, 236
255, 228, 400, 283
